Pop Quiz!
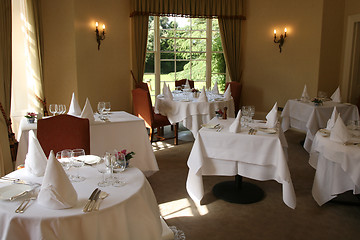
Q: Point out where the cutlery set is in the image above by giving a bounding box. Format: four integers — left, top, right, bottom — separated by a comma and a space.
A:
83, 188, 108, 212
15, 196, 36, 213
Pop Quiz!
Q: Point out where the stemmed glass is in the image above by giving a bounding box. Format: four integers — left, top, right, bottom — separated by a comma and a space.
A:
104, 152, 117, 183
93, 158, 110, 187
71, 149, 86, 182
49, 104, 58, 116
104, 102, 111, 118
249, 106, 255, 123
58, 105, 64, 115
113, 152, 126, 187
60, 104, 67, 114
241, 106, 250, 127
97, 102, 105, 120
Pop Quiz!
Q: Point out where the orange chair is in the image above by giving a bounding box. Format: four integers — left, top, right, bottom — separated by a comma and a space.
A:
175, 79, 194, 89
132, 88, 178, 145
225, 82, 243, 116
37, 115, 90, 157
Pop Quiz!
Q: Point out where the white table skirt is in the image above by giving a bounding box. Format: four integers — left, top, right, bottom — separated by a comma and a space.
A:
0, 167, 171, 240
186, 117, 296, 209
309, 132, 360, 206
281, 99, 359, 152
154, 96, 235, 136
16, 112, 159, 176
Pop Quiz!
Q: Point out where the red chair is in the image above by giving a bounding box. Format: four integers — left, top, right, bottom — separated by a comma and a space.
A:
225, 82, 243, 116
37, 115, 90, 157
132, 88, 178, 145
135, 81, 149, 92
175, 79, 194, 89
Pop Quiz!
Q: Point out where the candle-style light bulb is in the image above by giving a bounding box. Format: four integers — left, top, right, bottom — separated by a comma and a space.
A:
284, 28, 287, 37
96, 22, 99, 27
274, 29, 276, 34
102, 24, 105, 30
274, 29, 276, 39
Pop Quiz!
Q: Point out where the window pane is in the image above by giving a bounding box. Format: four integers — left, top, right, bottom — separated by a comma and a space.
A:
161, 60, 175, 74
212, 53, 226, 73
212, 19, 220, 31
212, 31, 222, 51
176, 30, 190, 38
176, 61, 187, 72
144, 53, 154, 73
175, 39, 191, 52
191, 61, 206, 80
191, 30, 206, 38
161, 52, 175, 60
147, 30, 154, 51
211, 74, 226, 92
191, 52, 206, 60
175, 66, 190, 80
194, 81, 206, 90
160, 38, 174, 51
192, 39, 206, 52
192, 19, 206, 30
176, 52, 190, 60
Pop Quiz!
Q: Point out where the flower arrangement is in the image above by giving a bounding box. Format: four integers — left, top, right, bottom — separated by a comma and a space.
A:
191, 88, 200, 93
312, 98, 323, 106
25, 112, 37, 119
215, 109, 223, 118
118, 149, 135, 167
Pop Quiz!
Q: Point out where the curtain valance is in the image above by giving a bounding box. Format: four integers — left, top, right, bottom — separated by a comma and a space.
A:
130, 0, 245, 19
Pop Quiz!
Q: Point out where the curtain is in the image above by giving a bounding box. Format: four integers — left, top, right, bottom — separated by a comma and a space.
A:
0, 0, 14, 176
131, 0, 245, 19
131, 14, 149, 84
218, 17, 243, 82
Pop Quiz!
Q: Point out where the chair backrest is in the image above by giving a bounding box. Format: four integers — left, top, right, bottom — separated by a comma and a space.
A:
132, 88, 154, 128
37, 115, 90, 157
135, 82, 149, 92
175, 79, 195, 89
225, 81, 243, 114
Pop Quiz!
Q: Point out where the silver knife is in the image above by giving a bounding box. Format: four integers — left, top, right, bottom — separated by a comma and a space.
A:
87, 190, 101, 212
83, 188, 99, 212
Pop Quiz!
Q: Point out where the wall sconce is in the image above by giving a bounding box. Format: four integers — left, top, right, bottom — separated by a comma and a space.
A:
273, 28, 287, 53
95, 22, 106, 50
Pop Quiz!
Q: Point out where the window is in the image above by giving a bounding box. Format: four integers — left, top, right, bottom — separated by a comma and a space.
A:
144, 16, 227, 102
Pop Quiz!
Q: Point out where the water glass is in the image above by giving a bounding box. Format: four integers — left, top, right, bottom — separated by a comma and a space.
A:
98, 102, 105, 120
71, 149, 86, 182
104, 102, 111, 118
93, 159, 110, 187
49, 104, 58, 116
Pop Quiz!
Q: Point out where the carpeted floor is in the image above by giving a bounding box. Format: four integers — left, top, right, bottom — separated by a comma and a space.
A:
148, 127, 360, 240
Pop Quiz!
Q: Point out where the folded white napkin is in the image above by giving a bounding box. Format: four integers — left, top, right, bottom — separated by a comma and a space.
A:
326, 107, 339, 130
300, 84, 310, 102
162, 82, 167, 95
80, 98, 95, 123
198, 87, 208, 102
330, 87, 341, 103
266, 102, 278, 128
212, 82, 219, 95
224, 86, 232, 101
330, 114, 350, 144
164, 84, 173, 100
229, 110, 242, 133
184, 79, 191, 89
24, 130, 47, 176
68, 92, 82, 116
38, 150, 78, 209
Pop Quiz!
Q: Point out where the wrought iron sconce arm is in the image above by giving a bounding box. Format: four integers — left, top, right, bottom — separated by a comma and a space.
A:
95, 22, 106, 50
273, 28, 287, 53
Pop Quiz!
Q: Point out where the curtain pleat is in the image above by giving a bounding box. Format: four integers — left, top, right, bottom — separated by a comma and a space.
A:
0, 0, 14, 175
131, 14, 149, 84
218, 17, 243, 82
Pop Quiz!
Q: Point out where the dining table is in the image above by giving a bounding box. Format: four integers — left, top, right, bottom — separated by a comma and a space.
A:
186, 117, 296, 209
15, 111, 158, 176
154, 91, 235, 137
0, 166, 173, 240
281, 99, 359, 152
309, 129, 360, 206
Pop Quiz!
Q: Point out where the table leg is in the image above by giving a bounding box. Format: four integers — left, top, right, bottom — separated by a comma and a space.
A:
212, 175, 264, 204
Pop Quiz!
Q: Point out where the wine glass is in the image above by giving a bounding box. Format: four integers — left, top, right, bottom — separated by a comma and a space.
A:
97, 102, 105, 120
112, 152, 126, 187
249, 106, 255, 123
59, 149, 73, 179
71, 149, 86, 182
93, 158, 110, 187
58, 105, 64, 115
49, 104, 58, 116
104, 102, 111, 118
61, 104, 67, 114
241, 106, 250, 127
104, 152, 117, 183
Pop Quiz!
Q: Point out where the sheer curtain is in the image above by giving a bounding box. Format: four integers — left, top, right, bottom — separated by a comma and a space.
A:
0, 0, 14, 176
11, 0, 44, 137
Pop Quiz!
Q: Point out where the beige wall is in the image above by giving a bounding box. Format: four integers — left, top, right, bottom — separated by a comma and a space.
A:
41, 0, 132, 112
242, 0, 324, 114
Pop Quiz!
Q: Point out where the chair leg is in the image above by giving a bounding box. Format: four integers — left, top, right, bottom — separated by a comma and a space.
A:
149, 127, 154, 142
174, 123, 178, 145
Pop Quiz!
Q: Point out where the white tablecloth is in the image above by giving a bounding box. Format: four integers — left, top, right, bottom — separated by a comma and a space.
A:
0, 167, 172, 240
281, 99, 359, 152
186, 117, 296, 209
16, 112, 158, 176
154, 94, 235, 136
309, 131, 360, 206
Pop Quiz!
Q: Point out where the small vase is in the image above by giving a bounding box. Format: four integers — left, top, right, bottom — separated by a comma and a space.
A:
27, 118, 35, 123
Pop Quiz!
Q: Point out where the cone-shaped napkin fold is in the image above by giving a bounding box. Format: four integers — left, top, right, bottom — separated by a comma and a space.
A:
68, 92, 82, 116
266, 102, 278, 128
38, 150, 78, 209
184, 79, 191, 89
330, 115, 350, 144
198, 87, 208, 102
224, 86, 232, 101
330, 87, 341, 103
212, 82, 219, 95
163, 84, 173, 100
229, 110, 242, 133
326, 107, 339, 130
80, 98, 95, 123
25, 130, 47, 176
300, 84, 310, 102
